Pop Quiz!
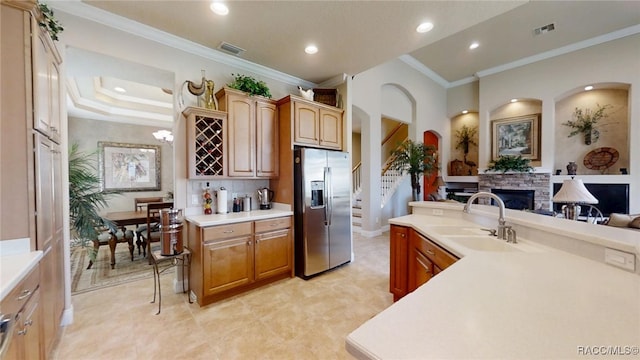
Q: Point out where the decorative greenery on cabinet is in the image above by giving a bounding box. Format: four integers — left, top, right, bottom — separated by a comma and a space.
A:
38, 2, 64, 41
227, 73, 272, 98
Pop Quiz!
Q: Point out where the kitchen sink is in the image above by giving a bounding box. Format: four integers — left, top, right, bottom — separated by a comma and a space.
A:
425, 226, 493, 237
446, 236, 520, 252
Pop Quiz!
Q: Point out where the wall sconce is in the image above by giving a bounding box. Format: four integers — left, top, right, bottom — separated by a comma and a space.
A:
153, 130, 173, 144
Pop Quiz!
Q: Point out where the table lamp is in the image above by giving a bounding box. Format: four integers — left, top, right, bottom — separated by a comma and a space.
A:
552, 178, 598, 220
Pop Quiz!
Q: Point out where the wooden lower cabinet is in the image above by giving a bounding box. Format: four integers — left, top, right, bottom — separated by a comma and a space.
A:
1, 264, 41, 360
189, 216, 293, 306
390, 225, 459, 301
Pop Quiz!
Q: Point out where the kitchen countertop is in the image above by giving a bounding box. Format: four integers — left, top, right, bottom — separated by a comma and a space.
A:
346, 213, 640, 359
185, 208, 293, 227
1, 251, 43, 302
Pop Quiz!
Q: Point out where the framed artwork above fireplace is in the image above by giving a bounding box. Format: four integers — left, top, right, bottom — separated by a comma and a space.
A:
491, 113, 541, 161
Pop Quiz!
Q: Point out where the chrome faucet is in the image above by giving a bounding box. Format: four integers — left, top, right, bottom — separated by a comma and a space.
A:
463, 192, 508, 240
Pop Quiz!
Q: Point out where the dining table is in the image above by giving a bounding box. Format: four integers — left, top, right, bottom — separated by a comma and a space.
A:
102, 201, 173, 268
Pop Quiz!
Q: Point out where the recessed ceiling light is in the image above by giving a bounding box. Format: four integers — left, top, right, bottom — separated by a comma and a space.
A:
510, 98, 518, 103
462, 110, 468, 114
305, 45, 318, 55
584, 85, 594, 91
114, 86, 126, 93
210, 2, 229, 16
469, 42, 479, 50
416, 22, 434, 33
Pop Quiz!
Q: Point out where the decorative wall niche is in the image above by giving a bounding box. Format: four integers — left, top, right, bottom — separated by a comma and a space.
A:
489, 99, 543, 168
554, 85, 629, 175
449, 112, 479, 176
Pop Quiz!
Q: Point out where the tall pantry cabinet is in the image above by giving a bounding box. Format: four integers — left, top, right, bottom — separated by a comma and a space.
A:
1, 1, 65, 358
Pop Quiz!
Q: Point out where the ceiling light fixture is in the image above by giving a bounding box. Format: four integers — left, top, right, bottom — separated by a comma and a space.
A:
510, 98, 518, 103
462, 110, 468, 114
153, 130, 173, 144
469, 42, 479, 50
305, 45, 318, 55
416, 22, 434, 33
584, 85, 594, 91
114, 86, 126, 93
210, 2, 229, 16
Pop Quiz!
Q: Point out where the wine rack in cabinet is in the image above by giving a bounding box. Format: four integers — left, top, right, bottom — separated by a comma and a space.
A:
184, 107, 228, 178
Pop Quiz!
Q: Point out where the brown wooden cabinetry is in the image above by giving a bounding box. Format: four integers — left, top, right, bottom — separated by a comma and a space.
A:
187, 216, 293, 306
279, 95, 343, 150
184, 107, 228, 179
216, 88, 279, 178
1, 264, 41, 360
389, 225, 459, 301
389, 225, 409, 301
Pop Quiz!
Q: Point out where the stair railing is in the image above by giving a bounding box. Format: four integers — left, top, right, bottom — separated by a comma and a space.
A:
352, 162, 362, 195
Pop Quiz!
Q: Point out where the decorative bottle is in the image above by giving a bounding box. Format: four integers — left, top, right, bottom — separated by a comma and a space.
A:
203, 182, 213, 214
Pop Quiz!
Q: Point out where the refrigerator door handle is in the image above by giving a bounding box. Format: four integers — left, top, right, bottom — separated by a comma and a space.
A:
325, 167, 332, 226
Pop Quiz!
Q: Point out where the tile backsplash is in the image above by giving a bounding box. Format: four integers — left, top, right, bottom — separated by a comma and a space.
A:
186, 179, 270, 215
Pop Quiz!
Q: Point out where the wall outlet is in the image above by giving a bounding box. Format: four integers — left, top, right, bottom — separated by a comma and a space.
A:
432, 209, 444, 216
604, 248, 635, 271
232, 192, 238, 199
192, 194, 199, 205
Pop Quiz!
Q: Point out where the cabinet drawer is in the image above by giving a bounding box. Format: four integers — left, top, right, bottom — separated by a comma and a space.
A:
254, 217, 291, 233
413, 232, 457, 271
1, 264, 40, 316
203, 221, 252, 241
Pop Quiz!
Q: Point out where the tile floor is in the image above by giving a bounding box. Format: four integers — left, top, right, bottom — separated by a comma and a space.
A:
53, 231, 393, 360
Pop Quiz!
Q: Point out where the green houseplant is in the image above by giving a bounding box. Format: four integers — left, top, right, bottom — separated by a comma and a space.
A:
485, 155, 533, 173
68, 144, 118, 263
227, 73, 272, 98
38, 2, 64, 41
389, 139, 438, 201
562, 104, 611, 145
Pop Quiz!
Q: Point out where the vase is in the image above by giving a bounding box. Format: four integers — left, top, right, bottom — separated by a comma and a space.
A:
566, 161, 577, 175
200, 80, 217, 110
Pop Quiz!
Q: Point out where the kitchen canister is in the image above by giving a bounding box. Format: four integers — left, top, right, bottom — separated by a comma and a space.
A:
243, 195, 251, 212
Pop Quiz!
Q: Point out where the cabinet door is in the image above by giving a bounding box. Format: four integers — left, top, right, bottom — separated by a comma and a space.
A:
293, 101, 319, 145
227, 93, 255, 177
185, 107, 227, 178
33, 32, 51, 137
319, 108, 342, 150
256, 100, 279, 178
203, 236, 253, 295
255, 228, 292, 280
34, 133, 54, 251
48, 60, 61, 143
389, 225, 409, 301
408, 248, 433, 293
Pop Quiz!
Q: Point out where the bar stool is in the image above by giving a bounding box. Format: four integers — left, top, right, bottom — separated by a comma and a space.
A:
150, 248, 192, 315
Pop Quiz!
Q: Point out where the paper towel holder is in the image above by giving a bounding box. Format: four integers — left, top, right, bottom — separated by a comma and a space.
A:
216, 187, 228, 214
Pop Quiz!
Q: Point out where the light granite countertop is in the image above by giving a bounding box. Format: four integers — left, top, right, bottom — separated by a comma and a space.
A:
185, 207, 293, 227
1, 251, 43, 302
346, 210, 640, 359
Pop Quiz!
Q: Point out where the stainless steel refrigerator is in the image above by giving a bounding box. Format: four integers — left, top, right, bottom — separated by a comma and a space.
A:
294, 147, 352, 279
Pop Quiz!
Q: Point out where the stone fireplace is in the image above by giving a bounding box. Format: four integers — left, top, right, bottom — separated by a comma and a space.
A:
478, 172, 551, 210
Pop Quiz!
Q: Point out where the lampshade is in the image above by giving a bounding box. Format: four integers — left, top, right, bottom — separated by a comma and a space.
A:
552, 178, 598, 204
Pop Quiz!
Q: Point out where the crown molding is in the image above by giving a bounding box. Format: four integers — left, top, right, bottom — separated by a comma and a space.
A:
476, 24, 640, 79
398, 55, 450, 88
50, 1, 317, 89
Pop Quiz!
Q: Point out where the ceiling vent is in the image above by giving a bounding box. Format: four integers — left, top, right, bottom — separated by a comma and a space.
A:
533, 23, 555, 36
218, 41, 245, 56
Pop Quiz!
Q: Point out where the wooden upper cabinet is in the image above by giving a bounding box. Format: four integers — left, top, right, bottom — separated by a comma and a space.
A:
319, 108, 342, 149
216, 88, 278, 178
32, 22, 62, 144
281, 95, 343, 150
256, 100, 279, 178
184, 107, 228, 179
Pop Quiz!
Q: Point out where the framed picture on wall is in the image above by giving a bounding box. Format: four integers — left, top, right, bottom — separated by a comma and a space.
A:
491, 114, 541, 161
99, 141, 161, 192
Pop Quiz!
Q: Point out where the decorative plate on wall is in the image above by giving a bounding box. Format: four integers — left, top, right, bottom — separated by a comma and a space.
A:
583, 147, 619, 172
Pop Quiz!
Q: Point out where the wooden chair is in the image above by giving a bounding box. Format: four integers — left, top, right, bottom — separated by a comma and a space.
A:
139, 202, 174, 261
133, 197, 164, 254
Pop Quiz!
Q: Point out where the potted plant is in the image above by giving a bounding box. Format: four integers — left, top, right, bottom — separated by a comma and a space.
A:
485, 155, 533, 173
454, 124, 478, 173
68, 144, 119, 266
227, 73, 272, 98
389, 139, 438, 201
561, 104, 611, 145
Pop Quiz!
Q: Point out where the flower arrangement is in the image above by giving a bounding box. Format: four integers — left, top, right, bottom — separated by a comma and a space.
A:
562, 104, 611, 145
485, 155, 533, 173
38, 2, 64, 41
227, 73, 272, 98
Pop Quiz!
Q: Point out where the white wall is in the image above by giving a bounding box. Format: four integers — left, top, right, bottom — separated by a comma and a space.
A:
478, 34, 640, 213
352, 58, 447, 235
